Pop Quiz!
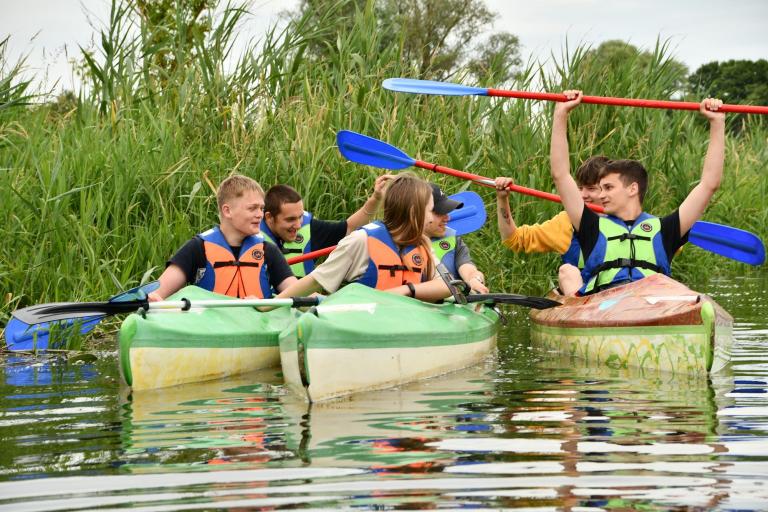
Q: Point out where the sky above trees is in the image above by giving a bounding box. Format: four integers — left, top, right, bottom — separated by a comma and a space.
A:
2, 0, 767, 93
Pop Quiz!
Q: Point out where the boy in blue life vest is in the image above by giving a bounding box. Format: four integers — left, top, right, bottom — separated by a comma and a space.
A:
551, 90, 725, 296
148, 175, 297, 301
424, 184, 489, 294
261, 175, 394, 277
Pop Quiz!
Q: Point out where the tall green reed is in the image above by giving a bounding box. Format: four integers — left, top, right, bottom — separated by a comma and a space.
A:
1, 0, 765, 335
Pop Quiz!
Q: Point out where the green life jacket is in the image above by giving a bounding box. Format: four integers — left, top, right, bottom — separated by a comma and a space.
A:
431, 227, 457, 276
261, 212, 313, 277
580, 213, 670, 295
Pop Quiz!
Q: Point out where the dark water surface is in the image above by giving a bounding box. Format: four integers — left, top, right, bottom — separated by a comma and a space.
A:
1, 277, 767, 511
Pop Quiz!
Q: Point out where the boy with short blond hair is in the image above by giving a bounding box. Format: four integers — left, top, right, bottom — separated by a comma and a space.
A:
149, 174, 296, 301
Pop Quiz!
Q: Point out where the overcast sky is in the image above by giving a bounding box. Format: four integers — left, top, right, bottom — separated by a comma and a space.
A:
3, 0, 767, 94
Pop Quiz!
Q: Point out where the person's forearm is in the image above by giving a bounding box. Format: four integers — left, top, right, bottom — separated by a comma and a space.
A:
701, 120, 725, 192
550, 109, 571, 185
388, 279, 452, 302
153, 265, 187, 300
346, 194, 381, 233
496, 194, 517, 240
275, 275, 324, 299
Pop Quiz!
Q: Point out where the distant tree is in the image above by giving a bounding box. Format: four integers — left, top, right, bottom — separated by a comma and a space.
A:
583, 40, 688, 93
688, 59, 768, 106
289, 0, 521, 82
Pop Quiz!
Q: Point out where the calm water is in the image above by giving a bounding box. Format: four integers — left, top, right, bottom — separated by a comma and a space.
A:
1, 277, 767, 511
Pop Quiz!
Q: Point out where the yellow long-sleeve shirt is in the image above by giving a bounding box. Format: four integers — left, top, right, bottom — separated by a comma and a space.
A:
502, 210, 573, 255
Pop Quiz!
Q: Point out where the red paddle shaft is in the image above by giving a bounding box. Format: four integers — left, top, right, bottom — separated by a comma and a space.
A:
413, 160, 605, 214
487, 89, 768, 115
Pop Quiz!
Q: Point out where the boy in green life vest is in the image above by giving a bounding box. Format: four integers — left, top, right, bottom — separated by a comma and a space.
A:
260, 175, 394, 277
424, 184, 489, 294
551, 90, 725, 296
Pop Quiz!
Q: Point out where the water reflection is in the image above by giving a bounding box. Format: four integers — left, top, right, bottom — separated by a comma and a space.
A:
0, 276, 766, 510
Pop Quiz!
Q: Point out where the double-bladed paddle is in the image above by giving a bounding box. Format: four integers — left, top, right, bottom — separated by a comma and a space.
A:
383, 78, 768, 115
336, 130, 766, 266
11, 295, 322, 327
285, 190, 487, 266
4, 281, 160, 351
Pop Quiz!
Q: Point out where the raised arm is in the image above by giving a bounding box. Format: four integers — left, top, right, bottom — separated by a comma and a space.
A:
678, 98, 725, 236
345, 174, 394, 233
551, 90, 587, 231
495, 177, 518, 241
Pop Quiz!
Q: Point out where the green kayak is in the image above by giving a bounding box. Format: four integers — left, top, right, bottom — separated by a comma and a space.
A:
119, 286, 294, 390
279, 284, 500, 402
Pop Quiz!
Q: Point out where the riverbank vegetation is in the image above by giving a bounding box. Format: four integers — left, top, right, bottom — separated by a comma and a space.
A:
1, 0, 766, 334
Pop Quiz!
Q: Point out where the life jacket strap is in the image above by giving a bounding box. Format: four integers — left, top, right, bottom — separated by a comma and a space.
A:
593, 258, 665, 274
213, 261, 260, 269
377, 264, 422, 278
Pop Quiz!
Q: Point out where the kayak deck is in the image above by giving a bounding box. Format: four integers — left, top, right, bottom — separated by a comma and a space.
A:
529, 274, 732, 374
280, 284, 500, 402
119, 286, 293, 390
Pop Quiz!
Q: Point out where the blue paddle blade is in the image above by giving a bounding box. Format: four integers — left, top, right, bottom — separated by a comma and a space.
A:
383, 78, 489, 96
337, 130, 416, 170
447, 191, 487, 236
3, 281, 160, 351
4, 315, 103, 351
690, 221, 766, 266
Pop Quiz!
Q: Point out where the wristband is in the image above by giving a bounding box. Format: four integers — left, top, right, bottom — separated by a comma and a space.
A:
406, 282, 416, 298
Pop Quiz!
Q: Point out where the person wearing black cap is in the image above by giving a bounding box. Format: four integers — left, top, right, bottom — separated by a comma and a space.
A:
425, 184, 489, 294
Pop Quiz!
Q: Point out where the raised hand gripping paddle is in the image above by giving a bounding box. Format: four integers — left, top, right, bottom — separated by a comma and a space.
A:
337, 130, 765, 266
4, 281, 160, 351
383, 78, 768, 115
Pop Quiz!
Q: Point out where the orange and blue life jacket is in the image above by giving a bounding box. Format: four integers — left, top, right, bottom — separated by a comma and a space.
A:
355, 221, 430, 290
196, 226, 272, 298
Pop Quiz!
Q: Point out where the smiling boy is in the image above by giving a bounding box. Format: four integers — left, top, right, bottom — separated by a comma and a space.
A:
551, 90, 725, 296
148, 175, 296, 301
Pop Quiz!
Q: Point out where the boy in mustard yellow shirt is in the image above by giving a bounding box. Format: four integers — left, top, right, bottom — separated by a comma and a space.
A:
495, 156, 607, 262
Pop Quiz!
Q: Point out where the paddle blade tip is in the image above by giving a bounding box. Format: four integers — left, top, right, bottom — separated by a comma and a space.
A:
336, 130, 415, 170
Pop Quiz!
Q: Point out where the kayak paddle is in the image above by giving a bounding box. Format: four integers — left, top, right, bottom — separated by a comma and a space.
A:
11, 295, 322, 326
4, 281, 160, 351
286, 190, 487, 266
383, 78, 768, 115
337, 130, 766, 266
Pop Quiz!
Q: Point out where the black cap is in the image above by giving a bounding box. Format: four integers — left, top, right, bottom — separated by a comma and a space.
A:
431, 184, 463, 215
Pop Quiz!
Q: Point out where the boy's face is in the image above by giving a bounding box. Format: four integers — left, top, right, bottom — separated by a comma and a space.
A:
579, 183, 602, 204
599, 173, 637, 215
422, 195, 435, 234
265, 200, 304, 242
222, 190, 265, 238
425, 208, 448, 239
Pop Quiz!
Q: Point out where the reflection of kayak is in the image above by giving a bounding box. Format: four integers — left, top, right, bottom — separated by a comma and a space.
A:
118, 286, 294, 390
279, 284, 500, 402
529, 274, 732, 374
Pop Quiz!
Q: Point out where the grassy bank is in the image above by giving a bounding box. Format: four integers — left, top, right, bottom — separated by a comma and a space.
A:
1, 1, 766, 333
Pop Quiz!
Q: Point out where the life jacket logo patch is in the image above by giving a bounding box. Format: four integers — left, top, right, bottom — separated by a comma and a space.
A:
439, 241, 451, 250
295, 234, 304, 243
412, 254, 423, 266
252, 249, 264, 260
640, 223, 652, 232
